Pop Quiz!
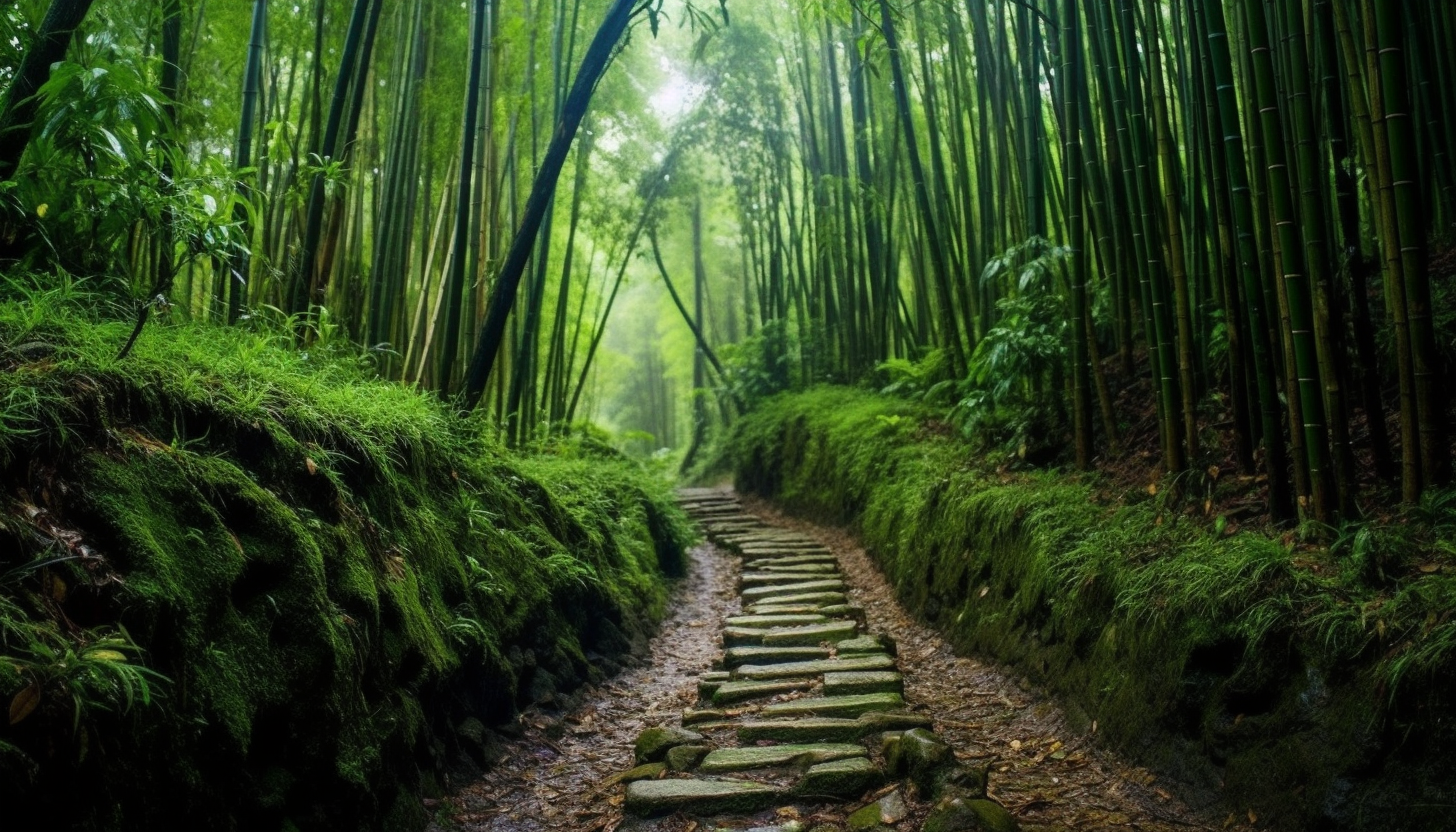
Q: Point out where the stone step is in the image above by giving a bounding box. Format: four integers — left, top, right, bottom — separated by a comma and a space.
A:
796, 756, 883, 798
625, 778, 784, 817
737, 712, 934, 743
741, 571, 841, 588
723, 646, 832, 668
747, 603, 836, 616
750, 590, 847, 607
824, 671, 903, 696
817, 604, 864, 621
761, 692, 905, 719
734, 653, 897, 680
698, 743, 867, 774
738, 546, 833, 557
759, 621, 859, 646
836, 634, 894, 655
723, 614, 830, 629
741, 580, 847, 602
756, 562, 838, 574
746, 556, 839, 569
711, 678, 815, 706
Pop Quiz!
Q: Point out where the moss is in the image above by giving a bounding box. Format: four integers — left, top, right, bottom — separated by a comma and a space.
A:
0, 304, 691, 831
727, 386, 1456, 832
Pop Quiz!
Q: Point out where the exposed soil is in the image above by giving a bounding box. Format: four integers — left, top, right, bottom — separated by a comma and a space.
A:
432, 495, 1246, 832
427, 540, 740, 832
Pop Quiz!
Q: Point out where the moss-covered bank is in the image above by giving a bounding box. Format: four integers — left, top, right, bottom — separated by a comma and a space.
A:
0, 298, 690, 831
726, 387, 1456, 831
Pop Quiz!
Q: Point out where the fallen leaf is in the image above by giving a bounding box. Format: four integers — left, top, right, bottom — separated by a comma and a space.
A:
1248, 808, 1258, 824
9, 682, 41, 725
306, 457, 318, 475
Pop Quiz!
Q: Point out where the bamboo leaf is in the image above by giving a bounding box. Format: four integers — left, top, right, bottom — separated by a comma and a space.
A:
9, 682, 41, 725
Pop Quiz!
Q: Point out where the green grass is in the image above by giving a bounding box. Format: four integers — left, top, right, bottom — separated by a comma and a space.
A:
724, 385, 1456, 832
0, 284, 691, 831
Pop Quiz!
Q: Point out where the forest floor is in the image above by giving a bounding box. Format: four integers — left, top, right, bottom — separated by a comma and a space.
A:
429, 489, 1248, 832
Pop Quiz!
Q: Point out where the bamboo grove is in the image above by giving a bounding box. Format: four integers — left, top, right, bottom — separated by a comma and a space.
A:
684, 0, 1456, 522
0, 0, 1453, 523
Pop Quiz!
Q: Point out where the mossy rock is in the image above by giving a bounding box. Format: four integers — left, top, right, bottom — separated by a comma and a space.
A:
666, 744, 713, 771
922, 796, 1019, 832
624, 778, 784, 817
795, 756, 883, 798
635, 726, 707, 765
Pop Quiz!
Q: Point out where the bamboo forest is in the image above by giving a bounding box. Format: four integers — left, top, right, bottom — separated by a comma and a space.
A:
1, 0, 1454, 830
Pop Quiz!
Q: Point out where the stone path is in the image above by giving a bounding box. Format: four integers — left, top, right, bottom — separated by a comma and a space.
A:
615, 488, 1019, 832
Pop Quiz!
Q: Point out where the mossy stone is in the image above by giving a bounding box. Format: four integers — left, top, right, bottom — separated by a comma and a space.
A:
725, 646, 833, 668
634, 726, 706, 764
762, 692, 904, 718
847, 801, 891, 831
712, 678, 814, 706
824, 671, 902, 696
795, 757, 883, 798
742, 580, 847, 601
921, 796, 1020, 832
836, 634, 893, 655
665, 744, 712, 771
624, 778, 784, 817
734, 654, 895, 679
724, 614, 830, 629
761, 621, 860, 646
738, 712, 933, 743
888, 727, 954, 793
604, 761, 668, 786
698, 743, 867, 773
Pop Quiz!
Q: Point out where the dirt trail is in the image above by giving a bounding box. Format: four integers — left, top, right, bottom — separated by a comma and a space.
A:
432, 489, 1231, 832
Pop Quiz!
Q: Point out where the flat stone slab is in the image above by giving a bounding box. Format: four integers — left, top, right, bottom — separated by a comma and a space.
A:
758, 562, 837, 573
762, 692, 905, 718
748, 603, 833, 615
625, 778, 784, 817
749, 591, 847, 607
725, 614, 830, 629
734, 654, 896, 679
832, 638, 885, 658
683, 708, 727, 725
746, 557, 838, 569
698, 743, 866, 773
742, 580, 846, 601
741, 571, 840, 588
712, 678, 814, 706
824, 671, 903, 696
796, 756, 882, 798
761, 621, 859, 646
737, 712, 934, 743
724, 646, 832, 668
818, 604, 864, 620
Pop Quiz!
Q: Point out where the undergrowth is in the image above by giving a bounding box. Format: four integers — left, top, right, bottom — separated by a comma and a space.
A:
726, 385, 1456, 831
0, 279, 691, 831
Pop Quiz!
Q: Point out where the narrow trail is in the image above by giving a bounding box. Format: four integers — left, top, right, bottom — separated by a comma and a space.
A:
436, 489, 1228, 832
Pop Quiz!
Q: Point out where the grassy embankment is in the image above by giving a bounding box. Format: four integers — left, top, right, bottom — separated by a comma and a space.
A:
0, 284, 691, 831
724, 386, 1456, 831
